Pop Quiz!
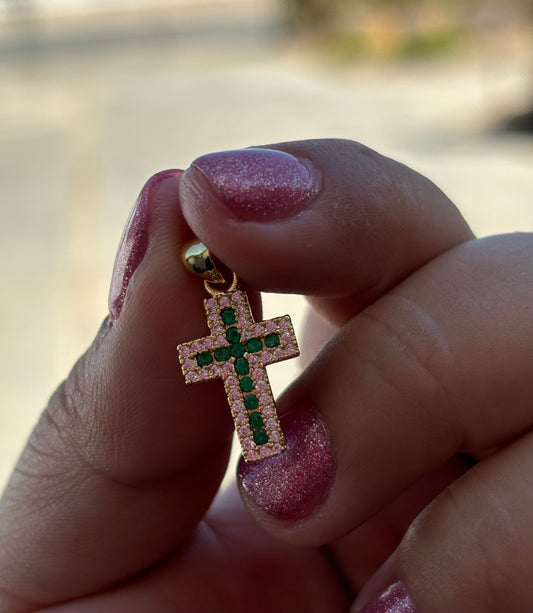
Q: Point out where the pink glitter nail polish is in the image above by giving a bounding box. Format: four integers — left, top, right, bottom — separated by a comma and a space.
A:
361, 583, 416, 613
237, 406, 335, 521
184, 148, 320, 221
108, 169, 181, 320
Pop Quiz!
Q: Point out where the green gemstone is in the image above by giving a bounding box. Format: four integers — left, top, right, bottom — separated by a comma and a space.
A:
240, 377, 254, 393
246, 338, 262, 353
249, 412, 264, 428
226, 327, 241, 343
264, 333, 280, 348
253, 428, 269, 446
221, 308, 236, 325
234, 358, 250, 376
230, 343, 245, 358
214, 346, 231, 362
244, 394, 259, 410
196, 351, 213, 367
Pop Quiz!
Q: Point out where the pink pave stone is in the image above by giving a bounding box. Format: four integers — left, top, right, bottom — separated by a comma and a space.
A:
242, 438, 252, 450
220, 296, 230, 307
259, 393, 271, 404
282, 332, 292, 342
261, 351, 270, 362
274, 348, 284, 359
238, 316, 247, 327
248, 355, 258, 366
186, 372, 196, 383
232, 292, 242, 303
266, 321, 276, 332
213, 325, 224, 335
270, 431, 280, 442
207, 298, 216, 309
263, 406, 275, 417
266, 418, 278, 429
235, 413, 247, 425
254, 325, 262, 336
253, 368, 264, 379
229, 389, 241, 401
287, 344, 297, 354
239, 425, 251, 437
179, 346, 191, 358
280, 318, 290, 330
259, 447, 271, 458
273, 443, 283, 453
223, 362, 234, 374
226, 376, 237, 387
216, 335, 226, 345
204, 338, 214, 350
247, 450, 258, 461
192, 341, 201, 352
256, 381, 267, 392
184, 358, 195, 369
212, 365, 222, 376
236, 304, 246, 314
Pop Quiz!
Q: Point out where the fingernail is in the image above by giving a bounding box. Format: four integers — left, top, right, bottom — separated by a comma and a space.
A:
360, 582, 416, 613
237, 406, 335, 521
108, 169, 181, 320
184, 148, 320, 221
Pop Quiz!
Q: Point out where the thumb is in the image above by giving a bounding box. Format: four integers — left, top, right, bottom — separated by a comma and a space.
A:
0, 171, 237, 611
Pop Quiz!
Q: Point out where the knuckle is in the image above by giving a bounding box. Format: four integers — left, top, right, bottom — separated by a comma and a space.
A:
17, 353, 111, 490
358, 292, 462, 453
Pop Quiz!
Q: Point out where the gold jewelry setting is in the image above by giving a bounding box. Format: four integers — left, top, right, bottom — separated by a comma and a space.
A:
177, 241, 299, 462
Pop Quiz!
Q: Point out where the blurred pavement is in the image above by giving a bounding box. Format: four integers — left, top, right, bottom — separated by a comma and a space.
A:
1, 2, 533, 489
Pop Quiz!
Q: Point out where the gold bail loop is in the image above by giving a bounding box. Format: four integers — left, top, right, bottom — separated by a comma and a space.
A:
181, 240, 239, 295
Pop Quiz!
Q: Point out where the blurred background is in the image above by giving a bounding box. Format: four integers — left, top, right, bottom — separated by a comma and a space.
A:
1, 0, 532, 490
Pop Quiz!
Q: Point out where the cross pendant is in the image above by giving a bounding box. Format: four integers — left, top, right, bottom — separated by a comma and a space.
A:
177, 289, 299, 462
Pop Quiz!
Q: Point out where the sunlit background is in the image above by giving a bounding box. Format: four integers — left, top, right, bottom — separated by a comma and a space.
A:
1, 0, 533, 489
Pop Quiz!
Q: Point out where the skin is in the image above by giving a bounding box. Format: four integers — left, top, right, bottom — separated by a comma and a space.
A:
0, 139, 531, 613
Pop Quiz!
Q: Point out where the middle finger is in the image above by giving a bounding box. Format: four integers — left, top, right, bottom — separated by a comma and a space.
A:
238, 233, 533, 545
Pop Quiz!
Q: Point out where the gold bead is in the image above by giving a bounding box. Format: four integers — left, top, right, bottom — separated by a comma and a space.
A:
181, 240, 225, 284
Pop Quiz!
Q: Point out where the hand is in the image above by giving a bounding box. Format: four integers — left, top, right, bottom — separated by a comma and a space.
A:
1, 139, 531, 612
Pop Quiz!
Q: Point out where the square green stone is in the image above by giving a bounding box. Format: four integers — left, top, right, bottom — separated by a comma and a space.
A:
230, 343, 245, 358
214, 346, 231, 362
248, 412, 264, 428
244, 394, 259, 410
240, 377, 254, 393
234, 358, 250, 376
196, 351, 213, 367
221, 308, 236, 325
253, 428, 269, 446
245, 338, 262, 353
264, 332, 280, 348
226, 327, 241, 343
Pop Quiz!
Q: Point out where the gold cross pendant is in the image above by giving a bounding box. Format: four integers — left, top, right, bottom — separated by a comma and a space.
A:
177, 242, 299, 462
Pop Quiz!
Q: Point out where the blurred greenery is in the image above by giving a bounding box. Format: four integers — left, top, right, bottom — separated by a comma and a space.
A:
285, 0, 532, 60
285, 0, 343, 27
322, 27, 465, 63
285, 0, 533, 132
400, 28, 464, 56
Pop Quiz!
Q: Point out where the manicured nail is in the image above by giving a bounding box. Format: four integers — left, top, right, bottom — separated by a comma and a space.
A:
361, 582, 416, 613
237, 406, 335, 521
108, 169, 181, 320
184, 148, 321, 221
